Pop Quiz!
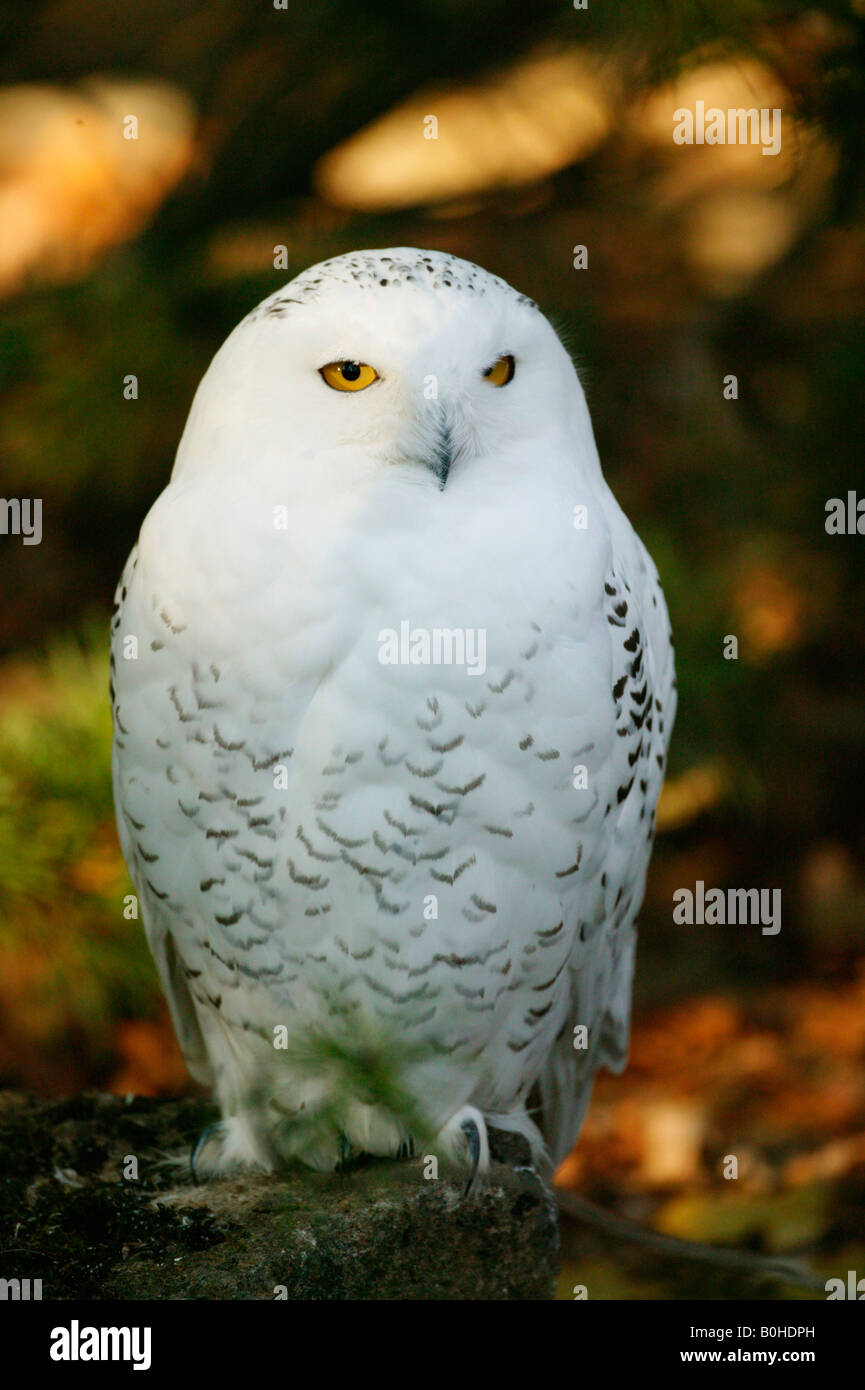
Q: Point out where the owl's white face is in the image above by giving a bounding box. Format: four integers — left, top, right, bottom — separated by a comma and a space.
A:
172, 248, 592, 503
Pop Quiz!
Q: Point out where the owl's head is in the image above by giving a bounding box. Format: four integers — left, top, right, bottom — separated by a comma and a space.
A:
173, 248, 598, 499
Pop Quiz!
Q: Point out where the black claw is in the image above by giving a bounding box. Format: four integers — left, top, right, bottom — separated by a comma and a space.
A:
460, 1117, 483, 1195
190, 1123, 221, 1181
460, 1117, 482, 1169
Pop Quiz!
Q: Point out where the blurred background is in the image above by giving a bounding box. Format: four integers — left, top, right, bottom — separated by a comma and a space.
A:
0, 0, 864, 1299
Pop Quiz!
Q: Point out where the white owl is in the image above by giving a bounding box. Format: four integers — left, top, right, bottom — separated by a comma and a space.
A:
111, 248, 675, 1183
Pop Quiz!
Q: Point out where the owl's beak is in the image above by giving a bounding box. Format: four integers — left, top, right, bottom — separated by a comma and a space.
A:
430, 419, 454, 490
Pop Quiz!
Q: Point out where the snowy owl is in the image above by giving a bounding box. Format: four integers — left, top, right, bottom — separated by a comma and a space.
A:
111, 248, 675, 1184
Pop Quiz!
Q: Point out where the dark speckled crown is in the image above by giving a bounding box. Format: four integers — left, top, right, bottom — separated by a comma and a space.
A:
246, 248, 538, 322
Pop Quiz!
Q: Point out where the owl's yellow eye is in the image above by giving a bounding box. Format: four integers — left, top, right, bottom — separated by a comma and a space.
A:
320, 361, 379, 392
483, 353, 515, 387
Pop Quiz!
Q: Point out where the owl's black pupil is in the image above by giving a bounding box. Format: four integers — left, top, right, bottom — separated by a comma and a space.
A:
341, 361, 361, 381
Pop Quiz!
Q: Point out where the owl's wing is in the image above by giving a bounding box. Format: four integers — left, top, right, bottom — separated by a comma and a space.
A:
537, 525, 676, 1167
110, 544, 216, 1086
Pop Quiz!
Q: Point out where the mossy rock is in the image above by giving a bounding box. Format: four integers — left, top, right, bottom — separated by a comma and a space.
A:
0, 1091, 557, 1300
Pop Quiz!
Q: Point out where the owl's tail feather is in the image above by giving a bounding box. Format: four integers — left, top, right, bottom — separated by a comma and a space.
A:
556, 1189, 826, 1294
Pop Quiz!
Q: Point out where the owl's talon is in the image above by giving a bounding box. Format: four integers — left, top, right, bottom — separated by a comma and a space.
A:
434, 1104, 490, 1197
190, 1115, 273, 1178
190, 1122, 226, 1181
461, 1120, 484, 1197
334, 1132, 353, 1170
